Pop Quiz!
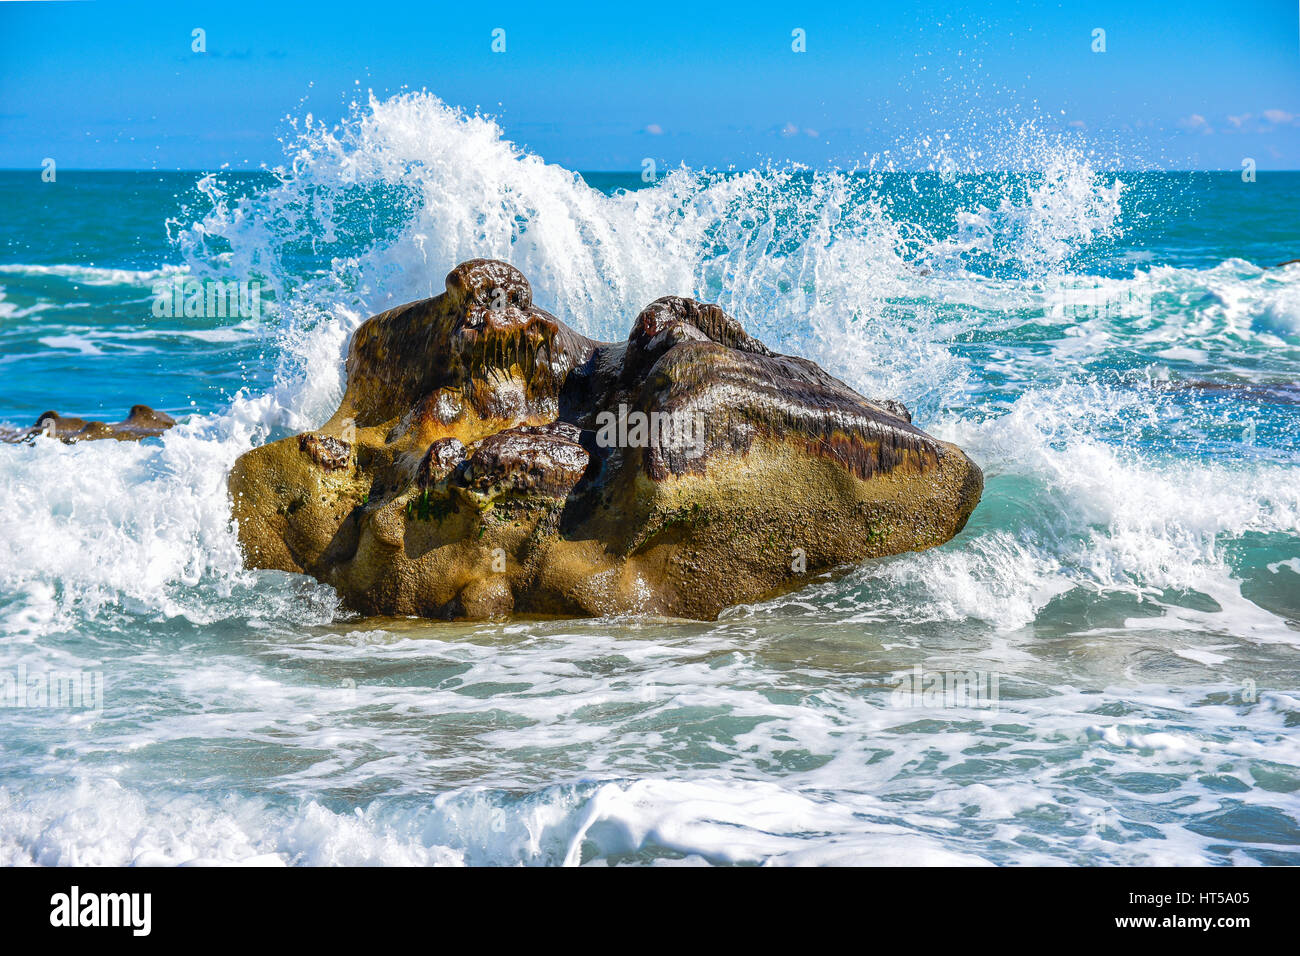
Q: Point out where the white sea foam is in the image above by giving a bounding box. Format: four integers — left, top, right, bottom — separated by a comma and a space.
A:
0, 263, 187, 287
0, 632, 1294, 866
36, 334, 105, 356
0, 412, 336, 631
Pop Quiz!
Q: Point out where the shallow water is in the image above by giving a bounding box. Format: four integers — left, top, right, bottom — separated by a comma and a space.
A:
0, 94, 1297, 865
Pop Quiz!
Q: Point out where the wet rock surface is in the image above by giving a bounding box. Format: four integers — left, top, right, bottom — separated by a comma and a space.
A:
229, 258, 983, 620
1, 405, 177, 443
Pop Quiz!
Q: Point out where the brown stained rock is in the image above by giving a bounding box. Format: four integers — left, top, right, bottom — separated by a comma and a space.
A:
461, 423, 589, 501
299, 433, 352, 471
416, 437, 467, 487
1, 405, 177, 444
228, 259, 983, 621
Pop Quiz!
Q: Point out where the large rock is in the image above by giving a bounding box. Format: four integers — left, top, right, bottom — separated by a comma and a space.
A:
228, 259, 982, 620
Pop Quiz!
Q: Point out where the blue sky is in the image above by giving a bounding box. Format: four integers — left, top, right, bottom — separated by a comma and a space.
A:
1, 0, 1298, 170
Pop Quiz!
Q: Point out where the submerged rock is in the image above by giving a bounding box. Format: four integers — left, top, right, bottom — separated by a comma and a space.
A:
229, 258, 982, 620
1, 405, 176, 443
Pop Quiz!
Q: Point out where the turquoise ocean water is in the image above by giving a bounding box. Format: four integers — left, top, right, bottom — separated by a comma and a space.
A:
0, 94, 1297, 865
